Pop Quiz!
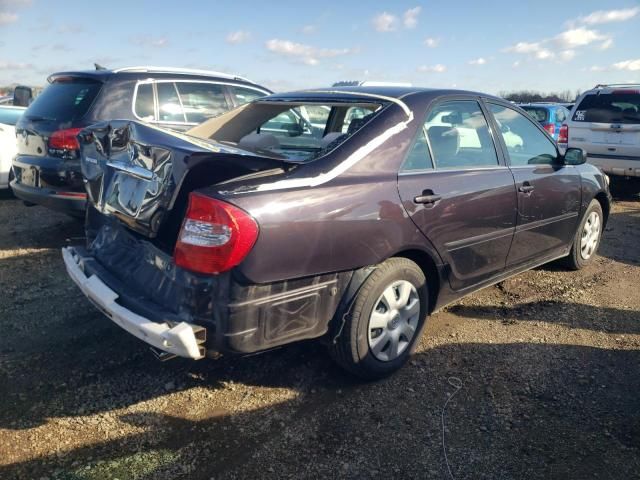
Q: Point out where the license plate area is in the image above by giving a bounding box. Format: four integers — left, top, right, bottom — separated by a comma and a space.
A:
19, 167, 39, 187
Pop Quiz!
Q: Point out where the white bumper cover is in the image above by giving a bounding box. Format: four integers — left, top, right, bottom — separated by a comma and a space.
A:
62, 247, 205, 359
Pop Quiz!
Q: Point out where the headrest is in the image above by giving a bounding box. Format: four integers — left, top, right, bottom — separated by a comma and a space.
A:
427, 126, 459, 160
320, 132, 344, 147
238, 132, 279, 151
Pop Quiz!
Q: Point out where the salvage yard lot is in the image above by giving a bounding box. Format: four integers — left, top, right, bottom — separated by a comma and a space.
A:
0, 190, 639, 480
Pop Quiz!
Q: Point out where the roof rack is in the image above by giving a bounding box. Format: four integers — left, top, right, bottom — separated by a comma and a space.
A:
112, 66, 252, 83
594, 83, 640, 89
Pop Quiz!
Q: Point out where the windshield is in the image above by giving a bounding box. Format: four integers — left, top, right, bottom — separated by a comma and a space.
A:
520, 106, 549, 123
186, 100, 384, 162
574, 92, 640, 124
0, 107, 24, 126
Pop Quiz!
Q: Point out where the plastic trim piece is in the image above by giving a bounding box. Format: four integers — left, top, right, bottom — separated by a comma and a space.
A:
62, 246, 206, 359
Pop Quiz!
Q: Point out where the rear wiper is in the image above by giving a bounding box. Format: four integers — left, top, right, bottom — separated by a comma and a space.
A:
25, 115, 56, 122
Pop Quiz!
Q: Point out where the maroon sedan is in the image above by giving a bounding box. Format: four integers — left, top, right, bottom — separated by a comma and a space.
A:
63, 86, 611, 378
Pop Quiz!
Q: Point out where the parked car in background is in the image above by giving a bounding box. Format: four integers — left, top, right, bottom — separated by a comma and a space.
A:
518, 103, 570, 141
11, 66, 271, 216
0, 105, 26, 189
63, 86, 610, 379
559, 83, 640, 179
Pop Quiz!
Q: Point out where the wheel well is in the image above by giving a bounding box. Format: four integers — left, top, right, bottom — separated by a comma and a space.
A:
594, 192, 610, 225
394, 249, 440, 313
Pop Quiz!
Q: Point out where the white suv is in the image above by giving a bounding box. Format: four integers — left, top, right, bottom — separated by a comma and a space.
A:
559, 84, 640, 178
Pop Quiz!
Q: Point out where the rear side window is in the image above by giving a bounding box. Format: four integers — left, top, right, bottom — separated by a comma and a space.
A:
134, 83, 154, 121
556, 108, 566, 123
520, 107, 549, 123
230, 86, 266, 106
24, 78, 101, 125
424, 100, 498, 169
574, 92, 640, 124
402, 128, 433, 171
157, 82, 185, 123
175, 82, 230, 123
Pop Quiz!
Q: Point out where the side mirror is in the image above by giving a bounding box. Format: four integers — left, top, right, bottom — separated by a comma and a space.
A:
563, 147, 586, 165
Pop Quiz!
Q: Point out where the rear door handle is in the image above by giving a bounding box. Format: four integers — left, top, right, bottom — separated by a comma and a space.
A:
414, 190, 442, 205
518, 182, 534, 194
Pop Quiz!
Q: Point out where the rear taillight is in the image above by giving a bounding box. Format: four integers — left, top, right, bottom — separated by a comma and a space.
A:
543, 123, 555, 135
558, 124, 568, 144
48, 128, 83, 151
174, 193, 259, 275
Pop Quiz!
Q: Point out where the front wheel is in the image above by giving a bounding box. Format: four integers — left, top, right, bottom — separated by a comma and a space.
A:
564, 199, 604, 270
329, 258, 428, 379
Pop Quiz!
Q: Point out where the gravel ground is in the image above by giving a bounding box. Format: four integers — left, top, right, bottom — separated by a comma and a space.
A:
0, 188, 639, 480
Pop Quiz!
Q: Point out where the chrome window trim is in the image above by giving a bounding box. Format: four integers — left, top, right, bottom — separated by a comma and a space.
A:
131, 80, 270, 125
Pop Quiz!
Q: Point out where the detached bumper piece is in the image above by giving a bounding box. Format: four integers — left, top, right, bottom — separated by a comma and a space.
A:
62, 246, 206, 359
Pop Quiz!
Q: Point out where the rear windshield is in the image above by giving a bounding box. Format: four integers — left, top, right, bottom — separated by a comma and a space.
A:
24, 78, 102, 125
520, 106, 549, 123
186, 100, 386, 162
0, 108, 24, 126
573, 92, 640, 124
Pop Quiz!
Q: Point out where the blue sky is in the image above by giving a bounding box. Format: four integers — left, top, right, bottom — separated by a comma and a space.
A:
0, 0, 638, 94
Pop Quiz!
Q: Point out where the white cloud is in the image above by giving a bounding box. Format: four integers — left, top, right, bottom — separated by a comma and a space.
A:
372, 12, 397, 32
0, 0, 32, 6
0, 12, 17, 24
613, 59, 640, 72
265, 39, 357, 66
424, 37, 440, 48
468, 57, 486, 65
559, 50, 576, 61
403, 6, 421, 29
0, 60, 32, 70
579, 7, 639, 25
598, 38, 614, 51
512, 60, 521, 68
131, 36, 169, 48
417, 64, 447, 73
589, 65, 605, 72
301, 25, 316, 34
505, 41, 555, 60
226, 30, 251, 44
554, 27, 608, 48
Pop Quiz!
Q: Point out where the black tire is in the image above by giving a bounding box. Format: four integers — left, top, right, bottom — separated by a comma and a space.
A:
329, 257, 428, 380
564, 199, 604, 270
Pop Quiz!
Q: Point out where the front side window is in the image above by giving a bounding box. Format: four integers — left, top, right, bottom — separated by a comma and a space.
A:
157, 82, 185, 123
424, 100, 498, 169
175, 82, 229, 123
488, 103, 557, 166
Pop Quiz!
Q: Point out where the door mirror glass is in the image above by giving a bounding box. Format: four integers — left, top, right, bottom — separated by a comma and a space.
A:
563, 148, 586, 165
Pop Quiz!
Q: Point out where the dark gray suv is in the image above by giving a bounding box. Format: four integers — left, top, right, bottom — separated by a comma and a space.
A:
11, 66, 270, 216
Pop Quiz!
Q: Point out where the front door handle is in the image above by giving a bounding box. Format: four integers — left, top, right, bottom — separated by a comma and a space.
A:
518, 182, 534, 194
414, 189, 442, 205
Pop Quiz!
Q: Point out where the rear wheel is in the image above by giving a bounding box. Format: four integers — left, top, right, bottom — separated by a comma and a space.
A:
329, 258, 428, 379
564, 199, 603, 270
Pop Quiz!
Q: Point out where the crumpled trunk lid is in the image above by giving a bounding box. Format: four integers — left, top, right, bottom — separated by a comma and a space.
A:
78, 120, 285, 238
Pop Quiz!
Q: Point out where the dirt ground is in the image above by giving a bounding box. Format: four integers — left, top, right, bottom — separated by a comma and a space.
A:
0, 186, 638, 480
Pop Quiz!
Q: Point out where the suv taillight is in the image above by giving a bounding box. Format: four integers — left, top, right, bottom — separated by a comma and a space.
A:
543, 123, 555, 135
48, 128, 82, 151
558, 124, 568, 144
174, 193, 259, 275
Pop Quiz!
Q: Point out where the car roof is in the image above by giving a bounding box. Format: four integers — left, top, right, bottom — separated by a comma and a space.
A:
46, 66, 267, 89
265, 86, 505, 103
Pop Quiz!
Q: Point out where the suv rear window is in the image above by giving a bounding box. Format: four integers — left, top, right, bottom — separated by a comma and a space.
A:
520, 106, 549, 123
24, 78, 102, 125
573, 92, 640, 124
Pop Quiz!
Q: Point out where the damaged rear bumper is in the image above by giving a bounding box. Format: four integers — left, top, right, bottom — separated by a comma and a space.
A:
62, 246, 206, 359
